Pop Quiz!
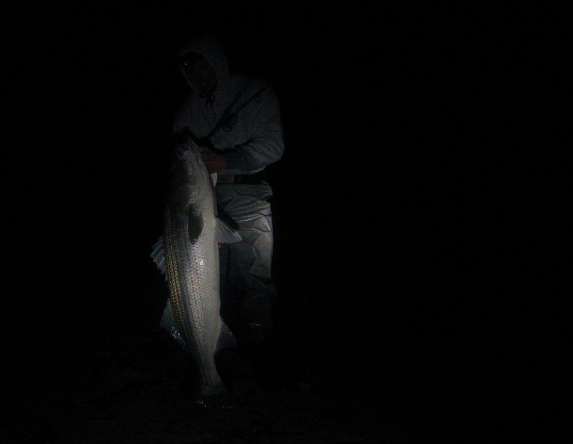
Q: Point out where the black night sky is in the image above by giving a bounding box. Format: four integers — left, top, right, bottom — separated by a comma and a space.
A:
5, 2, 569, 442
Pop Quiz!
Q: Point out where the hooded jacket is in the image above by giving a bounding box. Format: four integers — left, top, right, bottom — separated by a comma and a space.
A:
173, 35, 284, 177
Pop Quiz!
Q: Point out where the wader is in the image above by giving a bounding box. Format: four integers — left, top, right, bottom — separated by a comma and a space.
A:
216, 178, 276, 341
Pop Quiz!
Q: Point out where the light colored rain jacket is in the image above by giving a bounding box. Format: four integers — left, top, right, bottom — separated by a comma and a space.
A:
173, 35, 284, 178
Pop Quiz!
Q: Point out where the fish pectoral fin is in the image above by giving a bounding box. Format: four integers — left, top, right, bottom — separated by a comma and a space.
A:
215, 217, 242, 244
188, 208, 204, 243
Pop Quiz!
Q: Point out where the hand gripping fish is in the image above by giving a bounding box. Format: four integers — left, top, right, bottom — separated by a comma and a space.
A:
151, 130, 241, 409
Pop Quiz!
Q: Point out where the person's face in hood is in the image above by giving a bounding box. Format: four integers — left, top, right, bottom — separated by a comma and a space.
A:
183, 59, 217, 94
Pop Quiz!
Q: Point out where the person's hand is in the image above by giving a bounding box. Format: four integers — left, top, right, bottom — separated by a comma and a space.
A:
200, 147, 227, 174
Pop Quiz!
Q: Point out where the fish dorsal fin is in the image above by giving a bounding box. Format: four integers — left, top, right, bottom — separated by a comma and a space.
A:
151, 236, 167, 279
215, 217, 242, 244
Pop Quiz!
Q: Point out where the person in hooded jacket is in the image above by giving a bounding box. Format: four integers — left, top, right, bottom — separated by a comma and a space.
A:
173, 35, 284, 352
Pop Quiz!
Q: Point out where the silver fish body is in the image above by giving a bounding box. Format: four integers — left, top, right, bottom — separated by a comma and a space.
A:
151, 132, 240, 408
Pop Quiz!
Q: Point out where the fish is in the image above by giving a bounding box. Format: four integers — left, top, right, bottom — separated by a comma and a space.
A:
151, 130, 241, 409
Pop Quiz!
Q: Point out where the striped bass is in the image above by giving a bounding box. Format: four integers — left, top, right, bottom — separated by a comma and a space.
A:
151, 131, 241, 409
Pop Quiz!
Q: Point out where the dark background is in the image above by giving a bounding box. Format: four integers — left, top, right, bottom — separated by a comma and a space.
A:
5, 2, 569, 441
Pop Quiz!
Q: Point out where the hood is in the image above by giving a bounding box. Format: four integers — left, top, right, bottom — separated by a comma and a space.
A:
177, 35, 230, 93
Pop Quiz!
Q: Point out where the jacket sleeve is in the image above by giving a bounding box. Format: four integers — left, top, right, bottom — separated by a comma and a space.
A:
221, 84, 284, 174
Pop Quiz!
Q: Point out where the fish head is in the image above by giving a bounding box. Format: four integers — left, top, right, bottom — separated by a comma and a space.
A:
168, 133, 212, 210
